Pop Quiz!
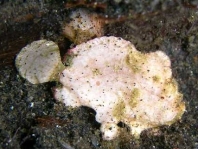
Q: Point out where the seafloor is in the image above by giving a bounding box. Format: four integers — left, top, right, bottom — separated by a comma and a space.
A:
0, 0, 198, 149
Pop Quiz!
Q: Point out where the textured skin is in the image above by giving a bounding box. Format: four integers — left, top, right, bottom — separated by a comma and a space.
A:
54, 36, 185, 140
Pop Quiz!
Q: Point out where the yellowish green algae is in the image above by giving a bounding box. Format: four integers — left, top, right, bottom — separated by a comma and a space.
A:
125, 51, 147, 73
50, 62, 65, 82
113, 99, 125, 121
162, 79, 178, 97
128, 88, 141, 108
152, 75, 161, 83
113, 88, 141, 120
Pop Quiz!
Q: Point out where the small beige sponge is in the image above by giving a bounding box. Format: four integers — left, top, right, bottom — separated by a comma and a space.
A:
63, 8, 104, 44
54, 36, 185, 140
15, 40, 65, 84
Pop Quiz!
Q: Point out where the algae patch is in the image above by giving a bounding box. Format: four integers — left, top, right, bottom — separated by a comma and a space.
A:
126, 51, 147, 73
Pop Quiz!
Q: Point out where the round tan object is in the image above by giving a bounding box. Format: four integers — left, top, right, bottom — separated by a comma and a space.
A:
15, 40, 65, 84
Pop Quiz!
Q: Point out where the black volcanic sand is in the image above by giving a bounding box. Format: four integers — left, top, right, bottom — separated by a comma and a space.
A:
0, 1, 198, 149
